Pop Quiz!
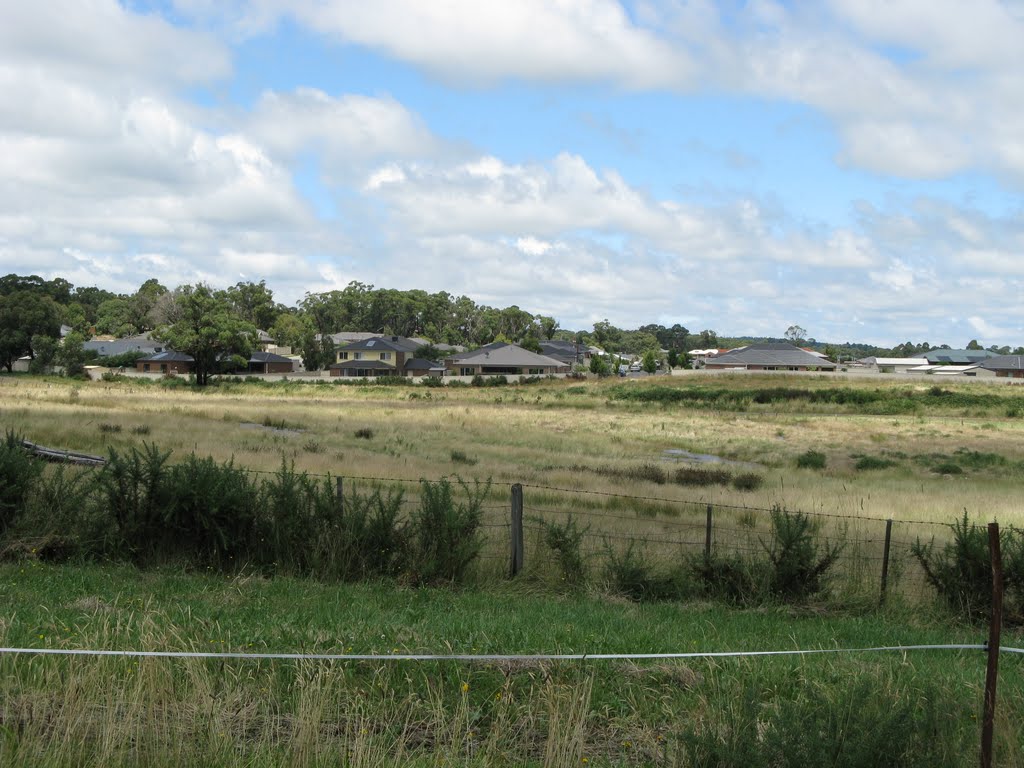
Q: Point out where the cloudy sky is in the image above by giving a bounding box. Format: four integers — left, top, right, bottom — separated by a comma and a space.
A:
2, 0, 1023, 345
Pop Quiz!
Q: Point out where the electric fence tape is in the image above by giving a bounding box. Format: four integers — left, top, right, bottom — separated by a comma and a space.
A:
0, 644, 1019, 662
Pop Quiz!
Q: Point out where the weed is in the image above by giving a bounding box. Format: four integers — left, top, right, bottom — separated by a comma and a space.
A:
930, 462, 963, 475
674, 466, 731, 486
450, 450, 478, 466
854, 455, 895, 471
538, 515, 589, 587
0, 431, 43, 534
354, 427, 374, 440
731, 472, 763, 491
762, 506, 843, 601
795, 450, 826, 470
98, 423, 122, 434
407, 477, 490, 585
130, 425, 151, 436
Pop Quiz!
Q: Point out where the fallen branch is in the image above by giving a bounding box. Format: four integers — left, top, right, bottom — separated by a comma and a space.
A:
21, 440, 106, 466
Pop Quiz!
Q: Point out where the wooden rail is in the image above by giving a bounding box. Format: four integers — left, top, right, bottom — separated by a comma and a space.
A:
21, 440, 105, 466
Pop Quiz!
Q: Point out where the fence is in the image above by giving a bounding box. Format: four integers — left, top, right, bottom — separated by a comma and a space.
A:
281, 469, 961, 602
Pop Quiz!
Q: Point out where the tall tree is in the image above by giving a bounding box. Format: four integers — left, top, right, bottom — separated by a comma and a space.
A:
784, 325, 808, 344
0, 292, 62, 371
224, 280, 277, 331
155, 284, 255, 385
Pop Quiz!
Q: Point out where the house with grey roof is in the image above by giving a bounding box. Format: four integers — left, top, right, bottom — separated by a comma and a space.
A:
856, 357, 929, 373
539, 339, 590, 367
703, 343, 837, 372
135, 351, 194, 375
329, 335, 433, 377
978, 355, 1024, 379
446, 343, 568, 376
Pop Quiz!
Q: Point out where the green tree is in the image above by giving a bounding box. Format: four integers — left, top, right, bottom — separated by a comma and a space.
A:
784, 325, 807, 344
0, 292, 62, 372
155, 284, 255, 385
589, 355, 609, 377
642, 349, 658, 374
57, 331, 87, 377
519, 335, 543, 354
269, 313, 308, 351
537, 315, 559, 340
966, 339, 983, 350
28, 335, 59, 374
224, 280, 278, 331
667, 349, 679, 369
95, 297, 135, 336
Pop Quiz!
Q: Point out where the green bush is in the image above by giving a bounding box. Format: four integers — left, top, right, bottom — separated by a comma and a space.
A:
407, 477, 489, 585
795, 450, 827, 470
674, 466, 731, 486
854, 455, 895, 470
0, 432, 43, 535
95, 443, 174, 562
691, 552, 766, 605
930, 461, 963, 475
911, 512, 1023, 622
762, 506, 843, 601
731, 472, 763, 491
604, 541, 684, 601
328, 483, 407, 581
538, 515, 589, 588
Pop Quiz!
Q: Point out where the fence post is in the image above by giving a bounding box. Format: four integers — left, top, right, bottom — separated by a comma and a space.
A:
336, 477, 344, 517
879, 518, 893, 605
980, 522, 1003, 768
510, 484, 524, 578
704, 505, 713, 559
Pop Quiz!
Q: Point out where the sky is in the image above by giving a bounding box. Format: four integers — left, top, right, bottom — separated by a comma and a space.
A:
1, 1, 1023, 346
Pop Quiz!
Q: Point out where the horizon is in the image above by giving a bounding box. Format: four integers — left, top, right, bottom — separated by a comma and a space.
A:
2, 2, 1023, 347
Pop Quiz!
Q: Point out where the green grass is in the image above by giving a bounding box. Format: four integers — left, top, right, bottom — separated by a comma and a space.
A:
0, 563, 1021, 766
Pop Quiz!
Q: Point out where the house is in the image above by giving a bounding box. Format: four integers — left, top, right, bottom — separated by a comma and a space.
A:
688, 348, 726, 367
245, 351, 295, 374
907, 364, 991, 377
703, 343, 837, 372
84, 332, 163, 359
445, 343, 569, 376
329, 335, 427, 377
538, 340, 590, 368
135, 351, 194, 375
923, 349, 999, 365
978, 355, 1024, 379
404, 358, 447, 377
856, 357, 929, 374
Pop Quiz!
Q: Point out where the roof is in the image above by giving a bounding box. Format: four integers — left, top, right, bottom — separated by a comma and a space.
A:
923, 349, 998, 364
250, 351, 293, 364
449, 343, 566, 368
539, 340, 588, 364
329, 360, 395, 370
405, 358, 446, 371
337, 335, 422, 353
705, 343, 837, 369
84, 339, 163, 357
138, 351, 194, 363
858, 357, 929, 366
979, 355, 1024, 371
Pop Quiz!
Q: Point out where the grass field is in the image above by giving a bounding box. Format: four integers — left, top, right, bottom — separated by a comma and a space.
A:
0, 562, 1021, 766
2, 371, 1023, 765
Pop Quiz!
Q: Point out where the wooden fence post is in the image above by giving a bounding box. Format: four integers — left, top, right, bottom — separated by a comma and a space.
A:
879, 518, 893, 605
510, 484, 524, 578
980, 522, 1003, 768
336, 477, 344, 517
704, 505, 713, 559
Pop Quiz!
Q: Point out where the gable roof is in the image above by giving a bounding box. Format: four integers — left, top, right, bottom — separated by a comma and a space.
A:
449, 343, 565, 368
707, 343, 837, 369
337, 335, 422, 353
249, 351, 294, 364
979, 355, 1024, 371
858, 357, 929, 366
404, 358, 446, 371
138, 351, 194, 363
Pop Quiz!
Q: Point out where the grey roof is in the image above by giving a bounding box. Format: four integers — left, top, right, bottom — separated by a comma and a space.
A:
539, 340, 588, 364
405, 358, 446, 371
706, 343, 837, 369
979, 355, 1024, 371
250, 351, 294, 364
84, 339, 163, 357
138, 351, 194, 363
337, 335, 422, 353
327, 331, 379, 344
449, 343, 566, 368
923, 349, 998, 364
329, 360, 395, 370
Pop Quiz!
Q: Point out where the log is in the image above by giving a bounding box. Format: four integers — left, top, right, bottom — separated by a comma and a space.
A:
20, 440, 106, 466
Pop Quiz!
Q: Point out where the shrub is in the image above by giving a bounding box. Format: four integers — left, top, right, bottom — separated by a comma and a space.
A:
731, 472, 763, 491
691, 552, 766, 605
538, 515, 589, 587
604, 541, 683, 601
911, 512, 1023, 622
762, 506, 843, 601
674, 466, 731, 486
0, 432, 43, 535
164, 454, 256, 566
95, 443, 174, 562
795, 450, 827, 470
450, 449, 478, 466
628, 463, 667, 484
98, 423, 122, 434
328, 483, 407, 581
421, 376, 445, 388
930, 462, 963, 475
854, 455, 894, 470
407, 477, 490, 585
354, 428, 374, 440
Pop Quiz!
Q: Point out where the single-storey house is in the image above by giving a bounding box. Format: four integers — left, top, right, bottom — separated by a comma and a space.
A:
404, 358, 447, 377
446, 343, 568, 376
907, 364, 991, 377
703, 343, 837, 372
978, 355, 1024, 379
136, 351, 194, 375
245, 351, 295, 374
857, 357, 929, 373
84, 336, 164, 359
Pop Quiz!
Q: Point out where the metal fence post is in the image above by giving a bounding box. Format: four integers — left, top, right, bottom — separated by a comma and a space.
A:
510, 484, 524, 578
879, 518, 893, 605
980, 522, 1003, 768
704, 505, 713, 559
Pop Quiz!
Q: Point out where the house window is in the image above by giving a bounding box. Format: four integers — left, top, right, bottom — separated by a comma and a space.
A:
460, 367, 475, 376
160, 364, 168, 373
380, 352, 391, 361
143, 364, 150, 372
353, 352, 363, 360
338, 352, 348, 360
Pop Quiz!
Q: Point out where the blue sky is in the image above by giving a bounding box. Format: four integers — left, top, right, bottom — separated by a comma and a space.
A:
2, 0, 1023, 346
